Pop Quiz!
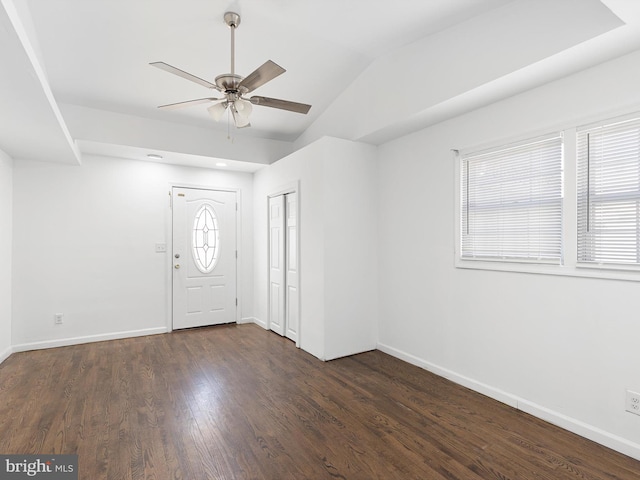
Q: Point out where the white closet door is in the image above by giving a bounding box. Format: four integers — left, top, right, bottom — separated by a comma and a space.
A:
285, 192, 299, 342
268, 195, 285, 335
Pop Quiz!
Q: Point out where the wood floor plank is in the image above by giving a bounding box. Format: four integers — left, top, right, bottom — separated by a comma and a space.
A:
0, 324, 639, 480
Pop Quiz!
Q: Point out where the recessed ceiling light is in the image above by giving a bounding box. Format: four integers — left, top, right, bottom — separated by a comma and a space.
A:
147, 153, 163, 160
216, 162, 228, 167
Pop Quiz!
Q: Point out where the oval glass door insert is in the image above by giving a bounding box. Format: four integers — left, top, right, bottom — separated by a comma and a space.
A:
192, 203, 220, 273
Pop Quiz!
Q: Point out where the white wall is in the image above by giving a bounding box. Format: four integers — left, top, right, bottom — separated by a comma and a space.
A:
12, 155, 253, 349
377, 49, 640, 459
323, 144, 378, 360
0, 149, 12, 362
253, 136, 378, 360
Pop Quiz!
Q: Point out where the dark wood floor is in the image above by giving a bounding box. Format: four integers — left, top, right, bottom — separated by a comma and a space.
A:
0, 324, 638, 479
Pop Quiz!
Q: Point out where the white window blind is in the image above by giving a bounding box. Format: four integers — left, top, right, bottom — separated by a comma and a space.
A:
461, 135, 563, 263
577, 116, 640, 266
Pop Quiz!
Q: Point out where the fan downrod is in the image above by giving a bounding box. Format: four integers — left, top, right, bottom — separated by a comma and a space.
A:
219, 12, 243, 90
224, 12, 240, 76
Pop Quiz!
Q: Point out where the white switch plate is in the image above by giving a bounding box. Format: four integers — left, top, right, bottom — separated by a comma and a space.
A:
155, 243, 167, 253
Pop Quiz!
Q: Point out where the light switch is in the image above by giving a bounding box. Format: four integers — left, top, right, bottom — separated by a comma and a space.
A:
155, 243, 167, 253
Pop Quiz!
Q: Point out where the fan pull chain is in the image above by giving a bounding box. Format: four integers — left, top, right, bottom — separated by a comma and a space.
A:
227, 108, 235, 143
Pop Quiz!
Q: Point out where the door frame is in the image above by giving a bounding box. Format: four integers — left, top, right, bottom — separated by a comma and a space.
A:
267, 181, 301, 348
166, 183, 242, 332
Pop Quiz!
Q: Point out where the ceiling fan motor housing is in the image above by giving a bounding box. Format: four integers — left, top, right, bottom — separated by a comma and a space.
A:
215, 74, 246, 94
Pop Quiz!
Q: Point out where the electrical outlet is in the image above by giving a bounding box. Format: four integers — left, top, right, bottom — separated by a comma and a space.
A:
626, 390, 640, 416
54, 313, 64, 325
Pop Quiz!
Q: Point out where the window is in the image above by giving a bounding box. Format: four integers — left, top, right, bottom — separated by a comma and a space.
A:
577, 116, 640, 266
460, 135, 564, 264
192, 203, 220, 273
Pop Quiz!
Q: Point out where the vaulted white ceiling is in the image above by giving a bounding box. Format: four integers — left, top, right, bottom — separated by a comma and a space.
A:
2, 0, 640, 169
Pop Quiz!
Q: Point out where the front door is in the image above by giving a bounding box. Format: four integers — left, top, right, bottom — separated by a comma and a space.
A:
172, 187, 237, 329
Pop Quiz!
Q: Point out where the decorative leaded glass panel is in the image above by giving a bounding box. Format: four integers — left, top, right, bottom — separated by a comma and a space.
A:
192, 203, 220, 273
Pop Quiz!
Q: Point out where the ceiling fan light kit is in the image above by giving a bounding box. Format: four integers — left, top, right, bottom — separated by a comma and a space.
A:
151, 11, 311, 129
207, 102, 227, 122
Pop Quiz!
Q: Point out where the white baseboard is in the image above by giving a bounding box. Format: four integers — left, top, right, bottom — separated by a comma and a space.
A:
377, 342, 640, 462
0, 345, 12, 365
12, 327, 168, 353
242, 316, 267, 329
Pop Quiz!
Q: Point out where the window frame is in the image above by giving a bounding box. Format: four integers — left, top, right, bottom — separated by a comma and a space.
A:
459, 133, 565, 265
576, 115, 640, 269
454, 119, 640, 282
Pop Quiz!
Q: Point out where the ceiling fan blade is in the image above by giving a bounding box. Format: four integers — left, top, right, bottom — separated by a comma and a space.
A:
238, 60, 286, 93
158, 97, 221, 110
249, 96, 312, 114
150, 62, 217, 89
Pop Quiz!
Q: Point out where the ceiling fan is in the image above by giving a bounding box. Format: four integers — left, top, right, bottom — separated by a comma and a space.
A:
150, 11, 311, 128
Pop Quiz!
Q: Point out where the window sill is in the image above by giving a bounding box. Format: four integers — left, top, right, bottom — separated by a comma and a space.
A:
455, 257, 640, 282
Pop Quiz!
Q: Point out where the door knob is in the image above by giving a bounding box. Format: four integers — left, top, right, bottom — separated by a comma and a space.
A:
175, 253, 180, 259
174, 264, 181, 269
